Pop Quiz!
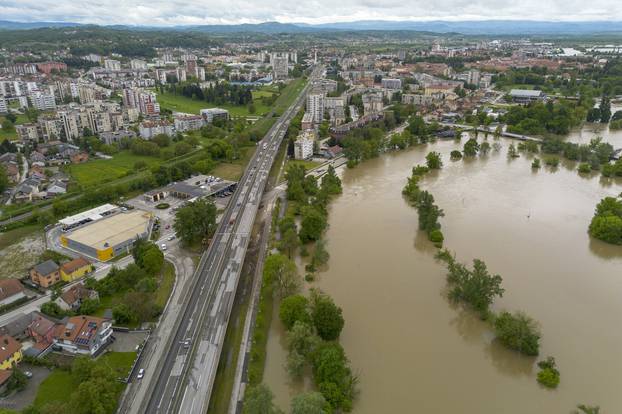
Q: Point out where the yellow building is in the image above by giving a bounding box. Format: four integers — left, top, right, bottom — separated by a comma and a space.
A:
0, 335, 22, 370
60, 257, 93, 282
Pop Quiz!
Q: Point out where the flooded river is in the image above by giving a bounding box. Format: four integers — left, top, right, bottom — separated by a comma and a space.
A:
264, 136, 622, 413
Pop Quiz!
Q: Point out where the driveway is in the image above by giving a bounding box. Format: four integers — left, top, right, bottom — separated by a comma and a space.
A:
0, 364, 51, 411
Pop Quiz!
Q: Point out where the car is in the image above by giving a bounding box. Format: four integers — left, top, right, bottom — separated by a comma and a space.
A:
161, 244, 167, 251
165, 224, 170, 229
24, 371, 33, 378
168, 235, 175, 241
137, 369, 145, 379
182, 339, 191, 349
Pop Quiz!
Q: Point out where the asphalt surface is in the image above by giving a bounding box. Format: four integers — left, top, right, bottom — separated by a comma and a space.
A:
131, 67, 323, 414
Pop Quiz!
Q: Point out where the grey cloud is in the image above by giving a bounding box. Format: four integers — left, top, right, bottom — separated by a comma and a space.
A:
0, 0, 621, 24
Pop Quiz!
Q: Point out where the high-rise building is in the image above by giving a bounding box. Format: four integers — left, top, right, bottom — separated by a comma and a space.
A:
294, 130, 316, 160
122, 88, 160, 116
29, 92, 56, 111
271, 54, 289, 80
130, 59, 148, 70
104, 59, 121, 71
176, 68, 187, 82
306, 92, 325, 124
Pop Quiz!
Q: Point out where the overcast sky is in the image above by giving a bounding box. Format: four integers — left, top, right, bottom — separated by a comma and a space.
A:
1, 0, 621, 25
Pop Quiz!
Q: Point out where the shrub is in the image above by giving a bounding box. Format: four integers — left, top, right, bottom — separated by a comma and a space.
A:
578, 163, 591, 174
537, 356, 560, 388
450, 150, 462, 160
429, 229, 444, 247
493, 311, 541, 356
531, 158, 541, 169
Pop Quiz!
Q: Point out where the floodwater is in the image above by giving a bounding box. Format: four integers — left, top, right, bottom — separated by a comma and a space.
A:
264, 137, 622, 413
565, 103, 622, 145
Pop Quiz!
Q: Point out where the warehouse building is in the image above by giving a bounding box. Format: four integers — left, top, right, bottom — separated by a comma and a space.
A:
60, 209, 153, 261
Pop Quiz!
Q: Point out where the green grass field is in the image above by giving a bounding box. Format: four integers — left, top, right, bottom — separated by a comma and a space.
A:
34, 370, 74, 408
98, 351, 137, 378
0, 114, 29, 141
155, 90, 274, 117
65, 151, 161, 187
154, 261, 176, 309
211, 146, 256, 181
286, 159, 322, 172
34, 352, 136, 409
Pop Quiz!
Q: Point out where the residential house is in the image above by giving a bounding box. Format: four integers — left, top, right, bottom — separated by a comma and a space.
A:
29, 152, 45, 164
46, 181, 67, 196
0, 279, 26, 307
56, 283, 98, 311
30, 260, 60, 288
0, 335, 22, 369
0, 312, 54, 343
14, 178, 42, 203
53, 315, 113, 355
26, 314, 56, 354
60, 258, 93, 282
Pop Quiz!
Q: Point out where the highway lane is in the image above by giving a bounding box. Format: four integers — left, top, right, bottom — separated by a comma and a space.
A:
138, 67, 322, 414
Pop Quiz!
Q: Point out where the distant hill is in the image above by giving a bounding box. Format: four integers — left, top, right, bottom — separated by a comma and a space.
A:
0, 20, 82, 30
0, 19, 621, 35
304, 20, 622, 35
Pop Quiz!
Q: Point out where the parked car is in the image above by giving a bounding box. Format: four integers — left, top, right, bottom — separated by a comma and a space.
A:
137, 369, 145, 379
24, 371, 33, 378
161, 244, 167, 251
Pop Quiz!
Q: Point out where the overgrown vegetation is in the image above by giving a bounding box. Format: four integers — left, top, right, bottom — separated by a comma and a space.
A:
588, 195, 622, 245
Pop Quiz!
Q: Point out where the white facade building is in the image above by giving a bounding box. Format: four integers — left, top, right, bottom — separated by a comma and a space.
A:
294, 130, 315, 160
306, 92, 325, 124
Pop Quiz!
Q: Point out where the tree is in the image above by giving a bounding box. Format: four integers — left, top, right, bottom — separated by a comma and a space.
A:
311, 238, 330, 269
311, 291, 344, 341
425, 151, 442, 169
311, 342, 356, 411
40, 301, 67, 318
279, 295, 311, 330
152, 133, 171, 147
243, 384, 282, 414
112, 304, 135, 324
299, 207, 327, 243
589, 197, 622, 244
463, 138, 480, 157
287, 321, 320, 357
445, 258, 504, 317
264, 254, 301, 298
79, 298, 100, 315
507, 143, 519, 158
493, 311, 541, 356
291, 392, 329, 414
0, 164, 9, 193
450, 150, 462, 160
480, 141, 491, 154
174, 198, 217, 246
6, 368, 28, 392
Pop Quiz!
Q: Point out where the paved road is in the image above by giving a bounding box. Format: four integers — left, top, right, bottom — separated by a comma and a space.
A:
125, 67, 323, 414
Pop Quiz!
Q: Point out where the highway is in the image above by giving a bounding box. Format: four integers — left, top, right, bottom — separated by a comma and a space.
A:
135, 66, 322, 414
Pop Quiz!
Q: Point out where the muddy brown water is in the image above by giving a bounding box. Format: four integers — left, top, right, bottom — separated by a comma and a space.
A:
264, 133, 622, 413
